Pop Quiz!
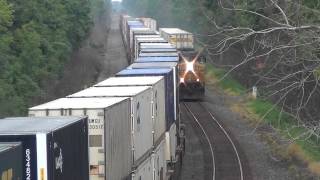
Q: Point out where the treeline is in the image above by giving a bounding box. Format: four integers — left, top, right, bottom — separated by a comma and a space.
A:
0, 0, 107, 117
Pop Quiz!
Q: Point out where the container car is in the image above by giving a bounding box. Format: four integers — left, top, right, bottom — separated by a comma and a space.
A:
123, 65, 179, 163
130, 29, 157, 49
94, 77, 166, 147
153, 138, 168, 180
67, 86, 154, 167
140, 48, 177, 54
128, 62, 178, 70
94, 77, 176, 166
134, 37, 168, 60
159, 28, 194, 50
135, 56, 179, 63
29, 97, 132, 180
116, 69, 177, 128
140, 43, 174, 49
131, 35, 163, 62
129, 29, 158, 61
0, 116, 89, 180
140, 18, 157, 31
132, 138, 167, 180
0, 142, 23, 180
139, 52, 179, 58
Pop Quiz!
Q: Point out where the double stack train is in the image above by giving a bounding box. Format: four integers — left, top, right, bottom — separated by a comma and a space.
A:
120, 15, 205, 100
0, 14, 205, 180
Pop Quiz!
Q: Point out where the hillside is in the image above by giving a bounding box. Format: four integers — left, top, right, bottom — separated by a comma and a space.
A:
0, 0, 110, 117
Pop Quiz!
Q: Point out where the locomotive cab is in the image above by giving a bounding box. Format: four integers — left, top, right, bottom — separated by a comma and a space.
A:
178, 50, 205, 100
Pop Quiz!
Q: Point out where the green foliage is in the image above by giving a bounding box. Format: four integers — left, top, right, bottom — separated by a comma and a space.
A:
0, 0, 97, 117
206, 63, 246, 95
248, 99, 320, 161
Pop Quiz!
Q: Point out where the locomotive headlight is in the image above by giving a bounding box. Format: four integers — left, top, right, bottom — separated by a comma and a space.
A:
186, 60, 195, 73
180, 77, 185, 84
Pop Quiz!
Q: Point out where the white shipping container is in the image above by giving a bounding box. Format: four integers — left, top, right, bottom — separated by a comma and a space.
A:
132, 35, 162, 61
135, 37, 167, 60
159, 28, 194, 49
67, 86, 154, 165
169, 123, 177, 162
130, 31, 158, 63
132, 155, 153, 180
140, 43, 174, 49
129, 28, 151, 49
141, 18, 157, 31
132, 138, 167, 180
126, 62, 179, 122
95, 77, 166, 146
153, 139, 167, 180
29, 97, 132, 180
121, 15, 131, 38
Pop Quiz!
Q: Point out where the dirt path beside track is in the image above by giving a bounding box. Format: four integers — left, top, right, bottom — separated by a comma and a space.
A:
42, 12, 128, 102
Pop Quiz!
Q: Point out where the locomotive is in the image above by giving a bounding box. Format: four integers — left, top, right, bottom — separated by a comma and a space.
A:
159, 28, 206, 100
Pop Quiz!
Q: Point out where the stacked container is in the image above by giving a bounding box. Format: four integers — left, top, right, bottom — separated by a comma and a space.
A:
0, 117, 89, 180
159, 28, 194, 50
116, 69, 178, 162
135, 56, 179, 63
67, 86, 154, 168
125, 63, 179, 162
140, 43, 174, 49
140, 18, 157, 31
29, 97, 132, 180
94, 77, 166, 147
132, 138, 167, 180
135, 37, 168, 59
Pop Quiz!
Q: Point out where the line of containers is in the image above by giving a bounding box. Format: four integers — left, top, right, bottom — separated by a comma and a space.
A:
0, 14, 188, 180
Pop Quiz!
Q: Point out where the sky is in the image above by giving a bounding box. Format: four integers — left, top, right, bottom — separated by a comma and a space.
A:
111, 0, 122, 2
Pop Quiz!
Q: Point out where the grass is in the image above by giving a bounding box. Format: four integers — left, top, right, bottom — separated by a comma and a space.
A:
205, 63, 246, 96
206, 63, 320, 176
247, 99, 320, 162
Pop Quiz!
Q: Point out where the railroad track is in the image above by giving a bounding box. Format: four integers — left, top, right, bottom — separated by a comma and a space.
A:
182, 101, 249, 180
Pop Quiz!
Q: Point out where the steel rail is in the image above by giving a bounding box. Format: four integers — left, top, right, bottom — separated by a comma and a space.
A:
200, 103, 244, 180
183, 102, 216, 180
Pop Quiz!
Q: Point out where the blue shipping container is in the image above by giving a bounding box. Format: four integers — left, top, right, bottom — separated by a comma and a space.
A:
135, 56, 179, 63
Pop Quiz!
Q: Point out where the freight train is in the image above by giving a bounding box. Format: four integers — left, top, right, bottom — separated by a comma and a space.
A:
120, 15, 206, 100
0, 14, 203, 180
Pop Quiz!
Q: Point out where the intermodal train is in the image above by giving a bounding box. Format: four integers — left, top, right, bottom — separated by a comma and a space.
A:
120, 15, 206, 100
0, 14, 204, 180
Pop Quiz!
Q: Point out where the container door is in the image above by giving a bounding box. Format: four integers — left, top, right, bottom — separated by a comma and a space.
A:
51, 118, 89, 180
105, 99, 132, 180
73, 110, 105, 180
133, 92, 153, 164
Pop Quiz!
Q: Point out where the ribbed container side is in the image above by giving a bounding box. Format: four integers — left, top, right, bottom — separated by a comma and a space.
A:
141, 18, 157, 31
153, 139, 167, 180
116, 69, 176, 130
0, 117, 89, 180
135, 37, 166, 59
124, 64, 179, 124
94, 77, 166, 147
169, 123, 177, 161
105, 99, 132, 180
29, 97, 131, 180
159, 28, 194, 49
132, 155, 153, 180
66, 86, 154, 166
